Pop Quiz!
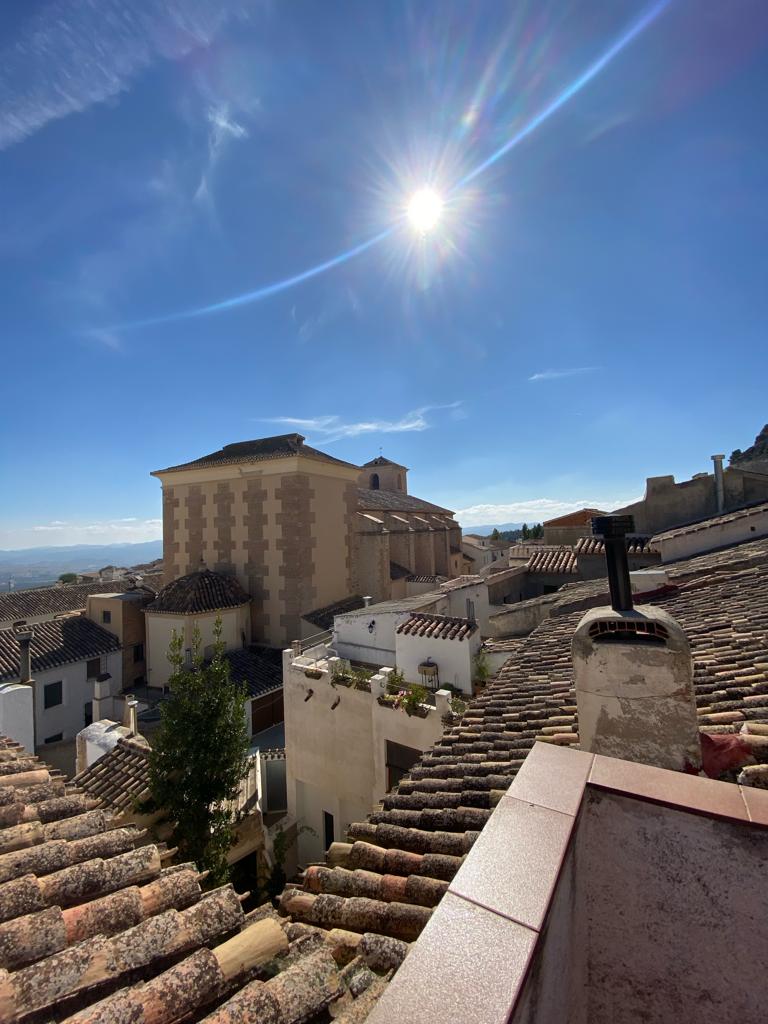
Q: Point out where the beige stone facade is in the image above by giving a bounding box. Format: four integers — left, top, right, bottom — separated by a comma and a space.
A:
154, 436, 461, 648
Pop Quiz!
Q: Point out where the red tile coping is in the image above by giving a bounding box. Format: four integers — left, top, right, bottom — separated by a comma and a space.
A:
368, 742, 768, 1024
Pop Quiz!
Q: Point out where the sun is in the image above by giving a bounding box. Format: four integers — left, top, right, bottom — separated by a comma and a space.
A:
406, 187, 444, 233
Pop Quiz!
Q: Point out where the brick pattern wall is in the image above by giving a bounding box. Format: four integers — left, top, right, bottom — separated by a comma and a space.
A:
276, 475, 316, 644
184, 486, 206, 572
343, 481, 359, 595
162, 486, 181, 583
243, 478, 270, 642
213, 483, 236, 575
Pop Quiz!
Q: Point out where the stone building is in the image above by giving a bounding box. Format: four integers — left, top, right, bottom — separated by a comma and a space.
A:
152, 434, 460, 648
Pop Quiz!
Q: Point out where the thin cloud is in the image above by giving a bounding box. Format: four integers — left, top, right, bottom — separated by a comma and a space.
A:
0, 1, 249, 150
194, 102, 250, 206
528, 367, 598, 382
261, 403, 464, 444
12, 518, 163, 547
456, 497, 639, 527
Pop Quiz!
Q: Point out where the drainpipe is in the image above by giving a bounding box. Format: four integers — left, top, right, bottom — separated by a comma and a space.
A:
711, 454, 725, 514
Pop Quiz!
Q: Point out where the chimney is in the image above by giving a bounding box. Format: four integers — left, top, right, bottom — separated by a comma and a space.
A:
122, 694, 139, 735
16, 628, 34, 683
363, 596, 372, 607
572, 515, 701, 772
711, 454, 725, 514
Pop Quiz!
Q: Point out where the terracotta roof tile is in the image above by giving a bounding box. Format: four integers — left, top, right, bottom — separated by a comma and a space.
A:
0, 737, 401, 1023
396, 614, 478, 641
0, 580, 156, 627
303, 596, 366, 631
155, 433, 359, 474
526, 547, 578, 574
357, 488, 453, 515
0, 617, 120, 681
147, 569, 249, 615
274, 536, 768, 1014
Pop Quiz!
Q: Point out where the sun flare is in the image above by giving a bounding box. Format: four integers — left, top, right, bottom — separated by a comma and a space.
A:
406, 187, 444, 233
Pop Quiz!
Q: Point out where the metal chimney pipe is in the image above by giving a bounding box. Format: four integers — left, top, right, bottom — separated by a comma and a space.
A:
711, 454, 725, 514
16, 628, 34, 683
363, 596, 372, 607
592, 515, 635, 612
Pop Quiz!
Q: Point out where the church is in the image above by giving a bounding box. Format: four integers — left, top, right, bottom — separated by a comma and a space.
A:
151, 434, 462, 649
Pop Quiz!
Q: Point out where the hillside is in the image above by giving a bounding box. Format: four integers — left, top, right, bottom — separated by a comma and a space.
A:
731, 424, 768, 475
0, 540, 163, 590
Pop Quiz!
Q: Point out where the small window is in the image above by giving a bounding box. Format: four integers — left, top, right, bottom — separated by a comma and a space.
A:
323, 811, 335, 851
86, 658, 101, 679
84, 701, 93, 727
44, 680, 63, 709
102, 610, 111, 624
370, 473, 380, 490
44, 733, 63, 744
133, 643, 144, 663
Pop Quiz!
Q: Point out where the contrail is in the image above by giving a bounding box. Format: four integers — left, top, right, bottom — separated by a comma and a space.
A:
112, 0, 670, 330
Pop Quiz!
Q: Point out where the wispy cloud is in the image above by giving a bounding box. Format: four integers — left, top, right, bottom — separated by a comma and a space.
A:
260, 403, 465, 444
10, 518, 162, 548
456, 497, 639, 528
0, 1, 250, 150
194, 102, 250, 205
528, 367, 598, 382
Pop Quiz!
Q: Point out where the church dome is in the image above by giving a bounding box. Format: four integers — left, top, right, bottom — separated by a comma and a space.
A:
146, 569, 249, 615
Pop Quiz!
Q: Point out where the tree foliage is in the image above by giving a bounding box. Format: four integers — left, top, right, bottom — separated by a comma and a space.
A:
148, 619, 250, 884
58, 573, 77, 584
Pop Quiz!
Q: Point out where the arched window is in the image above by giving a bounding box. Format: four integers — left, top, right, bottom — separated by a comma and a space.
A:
370, 473, 380, 490
397, 473, 403, 490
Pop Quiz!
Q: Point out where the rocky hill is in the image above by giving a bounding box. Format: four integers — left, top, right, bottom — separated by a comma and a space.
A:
730, 424, 768, 474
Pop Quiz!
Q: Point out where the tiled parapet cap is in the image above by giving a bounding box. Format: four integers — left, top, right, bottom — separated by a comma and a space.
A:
367, 742, 768, 1024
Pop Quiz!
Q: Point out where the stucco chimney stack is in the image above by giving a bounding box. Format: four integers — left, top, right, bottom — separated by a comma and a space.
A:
573, 516, 701, 773
711, 454, 725, 514
16, 628, 34, 684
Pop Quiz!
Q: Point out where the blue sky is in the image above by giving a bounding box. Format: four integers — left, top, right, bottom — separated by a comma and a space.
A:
1, 0, 767, 548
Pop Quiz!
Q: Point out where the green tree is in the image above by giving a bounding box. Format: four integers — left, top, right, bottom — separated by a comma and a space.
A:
521, 523, 529, 540
58, 573, 77, 584
531, 523, 544, 540
490, 528, 501, 541
148, 619, 250, 884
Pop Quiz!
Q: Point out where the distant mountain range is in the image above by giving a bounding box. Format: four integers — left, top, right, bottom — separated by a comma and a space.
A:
0, 540, 163, 591
460, 522, 526, 535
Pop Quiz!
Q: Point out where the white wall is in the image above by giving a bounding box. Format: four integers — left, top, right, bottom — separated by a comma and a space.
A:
441, 581, 492, 632
0, 683, 34, 753
654, 507, 768, 562
33, 649, 122, 747
284, 651, 449, 864
333, 601, 445, 665
395, 629, 480, 694
145, 605, 249, 689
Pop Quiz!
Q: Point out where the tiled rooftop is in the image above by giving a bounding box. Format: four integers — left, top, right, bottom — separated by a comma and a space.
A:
526, 547, 578, 574
0, 617, 120, 681
574, 535, 656, 555
276, 536, 768, 1016
73, 736, 151, 812
357, 489, 453, 515
0, 579, 156, 627
396, 614, 478, 641
147, 569, 250, 615
303, 596, 366, 631
0, 736, 403, 1024
154, 433, 358, 473
224, 646, 283, 699
652, 499, 768, 541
